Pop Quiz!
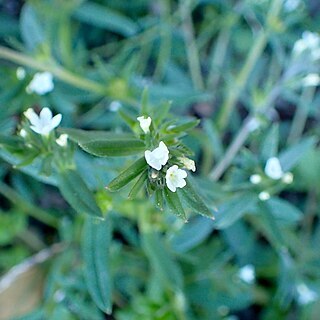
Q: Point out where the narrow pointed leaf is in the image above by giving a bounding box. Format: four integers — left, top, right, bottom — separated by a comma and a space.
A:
164, 188, 187, 221
58, 169, 102, 217
107, 157, 147, 191
79, 139, 145, 157
178, 178, 215, 220
82, 216, 112, 314
128, 169, 148, 199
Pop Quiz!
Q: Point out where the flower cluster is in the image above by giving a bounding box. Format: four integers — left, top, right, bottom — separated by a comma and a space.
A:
138, 116, 196, 193
250, 157, 294, 201
293, 31, 320, 61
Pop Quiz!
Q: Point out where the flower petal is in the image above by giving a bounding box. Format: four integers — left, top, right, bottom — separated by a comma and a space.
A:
40, 107, 53, 123
50, 114, 62, 129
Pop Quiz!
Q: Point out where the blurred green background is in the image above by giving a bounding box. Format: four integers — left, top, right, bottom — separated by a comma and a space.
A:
0, 0, 320, 319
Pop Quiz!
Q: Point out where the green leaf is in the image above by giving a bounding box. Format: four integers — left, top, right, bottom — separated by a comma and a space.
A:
155, 189, 164, 211
82, 216, 112, 314
73, 2, 138, 37
79, 138, 145, 157
20, 4, 45, 51
279, 137, 316, 172
178, 178, 215, 220
142, 231, 183, 290
140, 87, 149, 115
170, 216, 215, 253
107, 157, 147, 191
57, 169, 102, 217
0, 135, 23, 151
266, 197, 302, 224
166, 119, 200, 133
128, 169, 148, 199
154, 101, 171, 126
213, 193, 257, 229
164, 188, 187, 221
59, 128, 134, 144
260, 124, 279, 162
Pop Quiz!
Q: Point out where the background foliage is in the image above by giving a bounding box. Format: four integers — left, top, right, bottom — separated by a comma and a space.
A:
0, 0, 320, 319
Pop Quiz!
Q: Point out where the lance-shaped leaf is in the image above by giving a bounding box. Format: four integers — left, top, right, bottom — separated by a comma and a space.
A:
58, 169, 102, 217
128, 169, 148, 199
164, 188, 187, 222
166, 119, 200, 133
107, 157, 147, 192
178, 178, 215, 220
79, 138, 145, 157
59, 128, 134, 144
82, 216, 112, 314
142, 231, 183, 291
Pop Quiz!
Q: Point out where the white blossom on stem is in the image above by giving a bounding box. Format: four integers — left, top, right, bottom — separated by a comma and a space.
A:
265, 157, 283, 180
178, 157, 196, 172
24, 107, 62, 136
165, 165, 187, 192
56, 134, 68, 147
137, 116, 152, 134
26, 72, 54, 95
145, 141, 169, 170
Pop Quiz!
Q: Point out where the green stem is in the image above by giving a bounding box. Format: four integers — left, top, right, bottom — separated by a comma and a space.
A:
287, 86, 316, 145
179, 0, 204, 91
0, 181, 59, 228
217, 0, 282, 130
0, 46, 107, 95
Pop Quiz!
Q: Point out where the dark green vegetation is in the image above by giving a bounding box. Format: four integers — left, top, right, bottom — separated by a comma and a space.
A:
0, 0, 320, 319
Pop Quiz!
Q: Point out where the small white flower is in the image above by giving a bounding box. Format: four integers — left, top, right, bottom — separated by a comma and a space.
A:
296, 283, 318, 305
178, 157, 196, 172
26, 72, 54, 95
250, 174, 262, 185
302, 74, 320, 87
284, 0, 300, 12
145, 141, 169, 170
259, 191, 270, 201
109, 101, 122, 112
16, 67, 26, 80
19, 129, 27, 138
247, 117, 261, 132
137, 116, 152, 134
56, 134, 68, 147
24, 107, 62, 135
265, 157, 283, 180
293, 32, 320, 60
282, 172, 294, 184
165, 165, 187, 192
238, 265, 255, 284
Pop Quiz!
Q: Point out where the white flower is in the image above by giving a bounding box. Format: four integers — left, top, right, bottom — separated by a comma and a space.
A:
259, 191, 270, 201
137, 116, 152, 134
24, 107, 62, 135
165, 165, 187, 192
247, 117, 261, 132
26, 72, 54, 95
238, 265, 255, 284
296, 283, 318, 305
56, 134, 68, 147
250, 174, 262, 184
302, 74, 320, 87
265, 157, 283, 180
19, 129, 27, 138
282, 172, 294, 184
178, 157, 196, 172
293, 32, 320, 60
109, 101, 122, 112
284, 0, 300, 12
16, 67, 26, 80
145, 141, 169, 170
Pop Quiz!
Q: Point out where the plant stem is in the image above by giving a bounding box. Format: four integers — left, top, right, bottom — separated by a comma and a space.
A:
0, 46, 107, 95
179, 0, 204, 91
217, 0, 283, 130
287, 86, 316, 145
0, 181, 59, 228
